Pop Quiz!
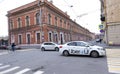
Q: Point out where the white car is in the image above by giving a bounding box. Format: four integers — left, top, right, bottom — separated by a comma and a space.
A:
41, 42, 59, 51
59, 41, 106, 58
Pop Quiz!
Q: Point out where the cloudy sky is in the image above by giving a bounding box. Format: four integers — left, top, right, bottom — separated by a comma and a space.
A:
0, 0, 101, 36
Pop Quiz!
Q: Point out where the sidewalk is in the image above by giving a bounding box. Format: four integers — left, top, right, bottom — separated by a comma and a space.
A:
95, 42, 120, 49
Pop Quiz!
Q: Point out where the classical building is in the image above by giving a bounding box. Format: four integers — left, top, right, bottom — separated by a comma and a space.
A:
100, 0, 120, 45
7, 0, 94, 45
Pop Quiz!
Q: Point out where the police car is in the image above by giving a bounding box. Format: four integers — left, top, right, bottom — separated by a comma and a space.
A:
59, 41, 106, 58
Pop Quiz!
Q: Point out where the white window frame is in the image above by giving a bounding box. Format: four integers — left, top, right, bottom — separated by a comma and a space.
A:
26, 32, 31, 44
11, 34, 15, 43
25, 15, 30, 26
17, 17, 22, 28
18, 34, 22, 44
48, 31, 53, 42
35, 31, 41, 43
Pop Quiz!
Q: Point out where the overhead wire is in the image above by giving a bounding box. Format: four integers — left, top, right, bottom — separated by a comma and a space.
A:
63, 0, 78, 17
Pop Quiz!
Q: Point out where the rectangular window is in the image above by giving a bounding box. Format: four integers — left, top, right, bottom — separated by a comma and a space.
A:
18, 18, 22, 28
48, 14, 51, 25
26, 34, 31, 44
18, 35, 22, 44
26, 16, 30, 26
55, 17, 57, 26
10, 20, 14, 29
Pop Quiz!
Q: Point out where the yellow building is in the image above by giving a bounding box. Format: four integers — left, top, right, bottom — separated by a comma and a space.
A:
100, 0, 120, 45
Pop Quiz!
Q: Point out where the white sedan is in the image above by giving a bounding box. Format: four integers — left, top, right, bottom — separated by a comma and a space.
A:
41, 42, 59, 51
59, 41, 106, 58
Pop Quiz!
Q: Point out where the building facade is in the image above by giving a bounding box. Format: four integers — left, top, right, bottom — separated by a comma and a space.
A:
7, 0, 94, 45
100, 0, 120, 45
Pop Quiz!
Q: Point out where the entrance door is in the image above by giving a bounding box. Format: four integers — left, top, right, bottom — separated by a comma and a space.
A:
27, 34, 30, 44
60, 34, 63, 44
36, 33, 40, 44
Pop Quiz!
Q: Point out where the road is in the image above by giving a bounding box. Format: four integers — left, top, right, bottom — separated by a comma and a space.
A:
0, 48, 119, 74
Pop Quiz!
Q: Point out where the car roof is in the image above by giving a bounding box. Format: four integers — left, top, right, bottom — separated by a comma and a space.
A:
67, 41, 86, 43
42, 42, 55, 44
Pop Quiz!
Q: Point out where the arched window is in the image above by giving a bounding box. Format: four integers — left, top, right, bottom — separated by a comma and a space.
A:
26, 16, 30, 26
48, 31, 53, 42
36, 13, 40, 25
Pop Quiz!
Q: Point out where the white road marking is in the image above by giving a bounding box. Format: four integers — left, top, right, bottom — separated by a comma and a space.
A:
17, 49, 36, 52
15, 68, 30, 74
0, 52, 8, 56
0, 65, 10, 69
0, 66, 20, 74
106, 49, 120, 74
0, 63, 3, 66
34, 71, 44, 74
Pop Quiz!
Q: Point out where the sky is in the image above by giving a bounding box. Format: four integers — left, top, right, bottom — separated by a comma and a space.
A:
0, 0, 101, 37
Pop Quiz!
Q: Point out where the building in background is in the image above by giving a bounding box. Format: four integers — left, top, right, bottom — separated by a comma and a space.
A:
0, 36, 8, 46
7, 0, 94, 45
100, 0, 120, 45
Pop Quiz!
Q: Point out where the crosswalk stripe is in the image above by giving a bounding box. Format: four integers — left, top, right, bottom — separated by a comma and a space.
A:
0, 65, 10, 69
0, 64, 2, 66
0, 66, 20, 74
106, 49, 120, 74
15, 68, 30, 74
0, 52, 8, 56
34, 71, 44, 74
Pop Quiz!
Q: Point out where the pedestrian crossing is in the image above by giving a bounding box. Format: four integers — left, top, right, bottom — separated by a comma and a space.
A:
0, 52, 8, 56
0, 63, 44, 74
106, 49, 120, 74
0, 49, 36, 56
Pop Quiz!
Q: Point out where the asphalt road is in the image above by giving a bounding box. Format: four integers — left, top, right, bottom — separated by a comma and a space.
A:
0, 49, 116, 74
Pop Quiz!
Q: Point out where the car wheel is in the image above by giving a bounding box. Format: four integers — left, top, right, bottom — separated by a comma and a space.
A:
41, 47, 45, 51
90, 51, 99, 58
55, 47, 59, 51
63, 50, 69, 56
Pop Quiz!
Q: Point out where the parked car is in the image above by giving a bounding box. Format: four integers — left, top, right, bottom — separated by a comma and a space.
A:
41, 42, 59, 51
0, 45, 7, 49
59, 41, 106, 58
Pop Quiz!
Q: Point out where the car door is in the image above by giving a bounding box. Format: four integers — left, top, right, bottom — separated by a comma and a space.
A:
76, 42, 89, 55
67, 42, 79, 55
47, 43, 55, 50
